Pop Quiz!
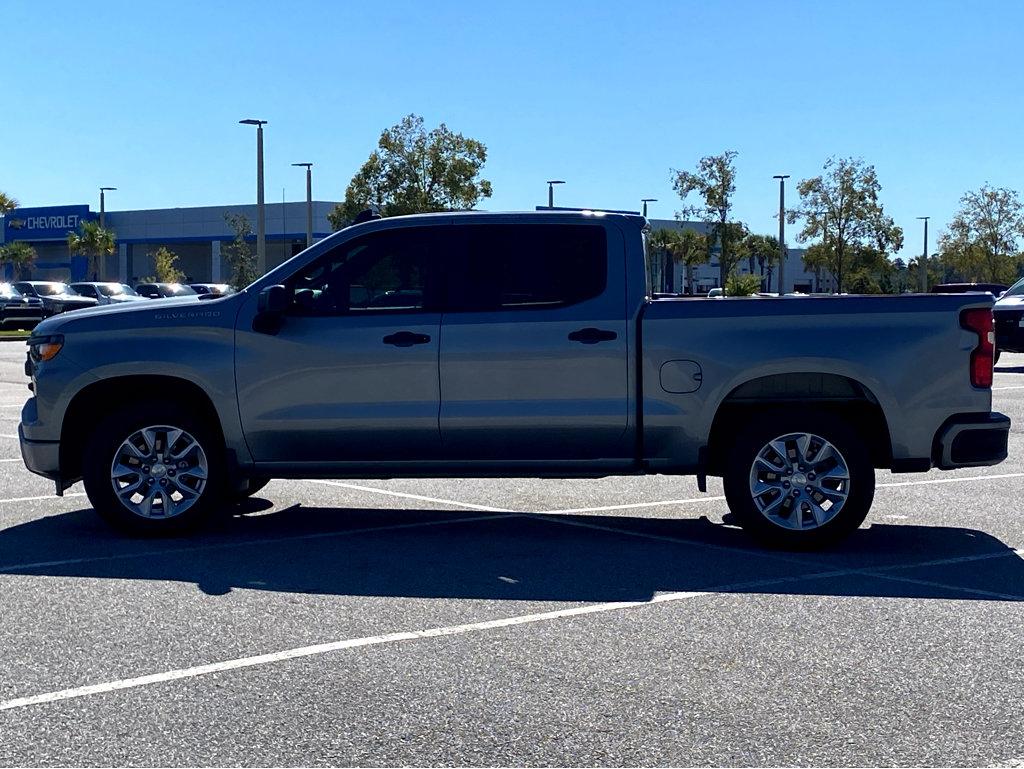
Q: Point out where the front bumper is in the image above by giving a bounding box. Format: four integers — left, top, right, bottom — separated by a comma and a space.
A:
18, 423, 61, 481
933, 412, 1010, 469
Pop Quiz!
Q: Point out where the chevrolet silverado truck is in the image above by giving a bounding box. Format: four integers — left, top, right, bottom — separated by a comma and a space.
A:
18, 210, 1011, 547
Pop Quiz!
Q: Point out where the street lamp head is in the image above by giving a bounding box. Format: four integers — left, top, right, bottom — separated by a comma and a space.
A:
546, 180, 565, 186
773, 174, 790, 180
100, 186, 117, 192
239, 119, 267, 126
641, 198, 657, 203
917, 216, 930, 221
292, 162, 313, 168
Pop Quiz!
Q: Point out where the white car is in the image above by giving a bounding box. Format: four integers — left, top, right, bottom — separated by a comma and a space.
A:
69, 282, 148, 305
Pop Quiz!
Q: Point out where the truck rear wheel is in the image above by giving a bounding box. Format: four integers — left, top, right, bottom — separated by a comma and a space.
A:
83, 404, 225, 535
723, 411, 874, 549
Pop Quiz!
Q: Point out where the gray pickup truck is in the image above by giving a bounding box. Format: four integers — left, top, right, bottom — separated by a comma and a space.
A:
18, 210, 1010, 547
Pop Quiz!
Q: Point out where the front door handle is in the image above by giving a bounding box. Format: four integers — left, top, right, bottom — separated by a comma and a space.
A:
568, 327, 618, 344
383, 331, 431, 347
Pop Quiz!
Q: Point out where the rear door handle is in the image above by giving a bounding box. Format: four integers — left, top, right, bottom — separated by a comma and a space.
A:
568, 327, 618, 344
383, 331, 431, 347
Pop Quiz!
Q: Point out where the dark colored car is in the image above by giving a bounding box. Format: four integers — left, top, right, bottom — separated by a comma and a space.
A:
0, 283, 44, 328
189, 283, 236, 297
994, 277, 1024, 355
13, 281, 98, 317
135, 282, 199, 299
930, 282, 1008, 296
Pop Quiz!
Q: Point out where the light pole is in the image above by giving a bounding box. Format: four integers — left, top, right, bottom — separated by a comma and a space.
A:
773, 175, 789, 295
99, 187, 116, 229
641, 198, 657, 217
240, 119, 268, 274
917, 216, 929, 292
546, 180, 565, 208
292, 163, 313, 249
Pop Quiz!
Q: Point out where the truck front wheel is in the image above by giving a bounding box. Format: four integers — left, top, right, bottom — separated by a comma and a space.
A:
83, 404, 226, 534
723, 411, 875, 548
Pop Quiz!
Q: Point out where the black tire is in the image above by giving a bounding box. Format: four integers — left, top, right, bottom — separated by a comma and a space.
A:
83, 403, 226, 535
723, 410, 875, 549
994, 349, 1002, 366
232, 476, 271, 502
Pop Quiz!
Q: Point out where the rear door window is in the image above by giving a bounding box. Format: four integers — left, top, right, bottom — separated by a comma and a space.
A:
446, 224, 607, 312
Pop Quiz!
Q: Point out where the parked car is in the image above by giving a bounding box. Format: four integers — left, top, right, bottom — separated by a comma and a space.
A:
70, 282, 147, 306
189, 283, 236, 297
993, 276, 1024, 358
20, 209, 1009, 549
931, 282, 1008, 296
0, 283, 44, 328
135, 282, 199, 299
707, 287, 724, 298
13, 281, 98, 317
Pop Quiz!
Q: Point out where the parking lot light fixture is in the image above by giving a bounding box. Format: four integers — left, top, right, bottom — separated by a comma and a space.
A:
240, 119, 268, 275
546, 180, 565, 209
641, 198, 657, 217
292, 163, 313, 249
99, 187, 116, 229
917, 216, 930, 293
773, 175, 790, 295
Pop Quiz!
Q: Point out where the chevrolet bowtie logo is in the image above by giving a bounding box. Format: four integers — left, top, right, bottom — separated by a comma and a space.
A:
6, 218, 25, 229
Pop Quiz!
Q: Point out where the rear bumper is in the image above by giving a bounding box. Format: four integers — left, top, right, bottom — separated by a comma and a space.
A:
933, 412, 1010, 469
18, 423, 61, 481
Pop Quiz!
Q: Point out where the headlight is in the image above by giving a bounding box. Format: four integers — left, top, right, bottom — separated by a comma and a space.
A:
28, 335, 64, 363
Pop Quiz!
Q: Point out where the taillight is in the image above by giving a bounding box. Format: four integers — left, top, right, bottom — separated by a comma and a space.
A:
960, 307, 994, 388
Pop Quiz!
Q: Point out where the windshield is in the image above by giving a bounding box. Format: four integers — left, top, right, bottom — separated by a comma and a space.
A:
96, 283, 140, 296
163, 284, 197, 296
1003, 278, 1024, 298
33, 283, 72, 296
0, 283, 23, 298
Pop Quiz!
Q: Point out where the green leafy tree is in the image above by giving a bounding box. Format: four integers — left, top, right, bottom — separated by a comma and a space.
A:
801, 243, 831, 292
789, 157, 903, 293
328, 114, 493, 229
0, 241, 36, 280
725, 271, 762, 297
66, 220, 116, 280
145, 247, 185, 283
672, 150, 744, 288
223, 213, 257, 290
0, 191, 17, 215
937, 185, 1024, 285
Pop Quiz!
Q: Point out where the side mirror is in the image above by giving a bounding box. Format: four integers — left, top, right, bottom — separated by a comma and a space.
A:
258, 284, 289, 315
254, 285, 288, 335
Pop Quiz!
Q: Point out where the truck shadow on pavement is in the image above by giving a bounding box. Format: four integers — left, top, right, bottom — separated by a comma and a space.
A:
1, 502, 1022, 602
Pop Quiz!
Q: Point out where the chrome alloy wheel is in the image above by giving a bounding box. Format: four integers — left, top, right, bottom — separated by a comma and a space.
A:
748, 432, 850, 531
110, 425, 209, 519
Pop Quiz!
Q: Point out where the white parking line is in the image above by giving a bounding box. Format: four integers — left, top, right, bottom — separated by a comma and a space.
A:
0, 588, 709, 712
0, 492, 87, 504
0, 434, 19, 439
878, 472, 1024, 488
993, 385, 1024, 391
303, 479, 512, 513
543, 496, 726, 514
5, 542, 1022, 714
0, 458, 21, 463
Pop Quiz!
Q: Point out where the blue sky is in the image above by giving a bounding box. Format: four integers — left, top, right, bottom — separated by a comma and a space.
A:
4, 0, 1023, 258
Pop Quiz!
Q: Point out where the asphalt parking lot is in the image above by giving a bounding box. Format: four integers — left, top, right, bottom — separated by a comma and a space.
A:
1, 340, 1023, 767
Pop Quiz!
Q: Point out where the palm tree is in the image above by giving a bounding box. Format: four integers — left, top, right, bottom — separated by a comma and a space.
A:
675, 229, 709, 295
0, 241, 37, 281
742, 234, 780, 291
67, 220, 116, 281
648, 228, 683, 292
0, 191, 17, 215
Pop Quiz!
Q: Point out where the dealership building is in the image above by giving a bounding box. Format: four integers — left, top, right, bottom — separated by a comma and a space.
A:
1, 203, 822, 293
0, 202, 339, 284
